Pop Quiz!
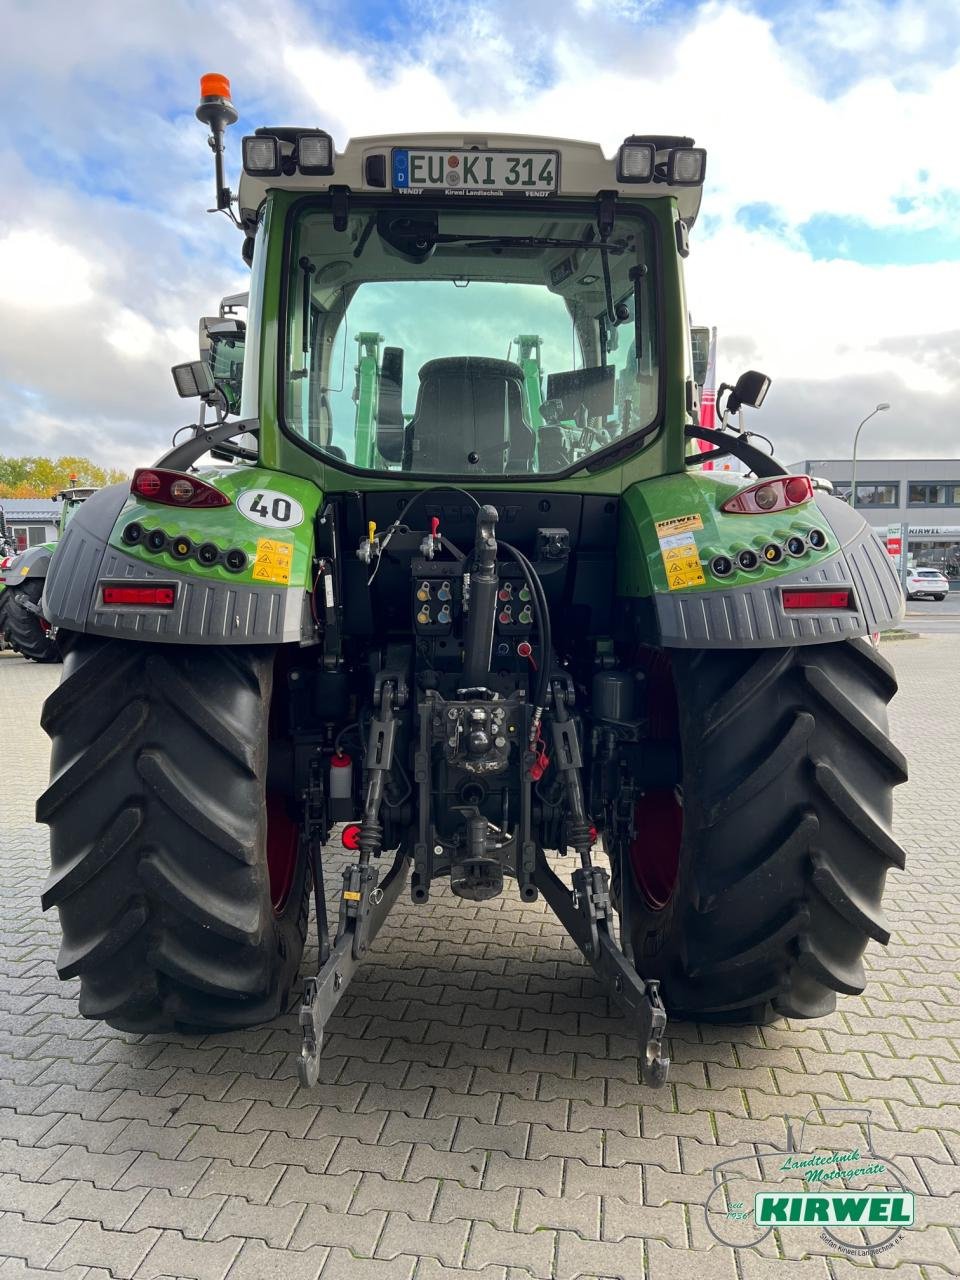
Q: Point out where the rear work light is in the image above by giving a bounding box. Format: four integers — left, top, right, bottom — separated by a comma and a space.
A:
131, 469, 231, 509
101, 585, 176, 607
617, 140, 655, 183
297, 131, 335, 175
242, 134, 281, 176
667, 147, 707, 185
782, 588, 852, 611
721, 474, 814, 515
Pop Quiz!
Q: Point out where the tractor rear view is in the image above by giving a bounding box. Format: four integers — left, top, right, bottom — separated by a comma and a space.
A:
37, 78, 906, 1088
0, 485, 96, 662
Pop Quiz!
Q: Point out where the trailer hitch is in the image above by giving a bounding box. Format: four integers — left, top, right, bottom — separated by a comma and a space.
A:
534, 850, 669, 1087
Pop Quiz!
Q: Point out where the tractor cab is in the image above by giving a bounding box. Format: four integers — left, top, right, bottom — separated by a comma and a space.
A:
233, 130, 705, 481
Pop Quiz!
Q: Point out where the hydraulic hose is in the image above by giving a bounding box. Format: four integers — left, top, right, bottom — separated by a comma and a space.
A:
499, 541, 552, 731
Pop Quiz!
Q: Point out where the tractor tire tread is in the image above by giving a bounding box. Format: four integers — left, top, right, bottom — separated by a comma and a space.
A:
38, 636, 307, 1032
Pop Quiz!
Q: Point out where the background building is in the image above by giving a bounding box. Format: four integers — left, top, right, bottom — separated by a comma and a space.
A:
0, 498, 61, 551
790, 458, 960, 589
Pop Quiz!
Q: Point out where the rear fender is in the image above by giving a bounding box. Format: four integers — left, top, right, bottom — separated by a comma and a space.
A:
619, 472, 904, 647
0, 543, 54, 586
43, 471, 324, 644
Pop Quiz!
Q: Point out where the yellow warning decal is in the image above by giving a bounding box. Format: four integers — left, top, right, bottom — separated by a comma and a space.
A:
252, 538, 293, 585
655, 514, 704, 538
342, 890, 361, 902
655, 514, 705, 589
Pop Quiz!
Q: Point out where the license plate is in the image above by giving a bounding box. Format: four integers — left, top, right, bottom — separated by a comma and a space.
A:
392, 148, 558, 194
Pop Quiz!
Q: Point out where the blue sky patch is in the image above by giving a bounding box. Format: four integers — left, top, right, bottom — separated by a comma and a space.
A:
798, 212, 960, 265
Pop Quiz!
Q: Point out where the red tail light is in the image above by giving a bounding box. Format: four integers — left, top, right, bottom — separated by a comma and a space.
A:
722, 475, 813, 515
782, 588, 852, 610
131, 468, 230, 508
101, 585, 176, 607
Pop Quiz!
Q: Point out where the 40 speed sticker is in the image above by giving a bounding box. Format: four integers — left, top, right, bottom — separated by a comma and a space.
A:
237, 489, 304, 530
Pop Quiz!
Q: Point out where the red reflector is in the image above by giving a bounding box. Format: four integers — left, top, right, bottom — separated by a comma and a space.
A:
342, 824, 362, 850
101, 585, 176, 607
782, 589, 851, 610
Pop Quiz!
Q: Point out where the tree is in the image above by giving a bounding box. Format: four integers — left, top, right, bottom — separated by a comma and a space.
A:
0, 456, 127, 497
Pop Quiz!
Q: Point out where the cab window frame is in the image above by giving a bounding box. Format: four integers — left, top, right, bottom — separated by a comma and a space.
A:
276, 193, 665, 483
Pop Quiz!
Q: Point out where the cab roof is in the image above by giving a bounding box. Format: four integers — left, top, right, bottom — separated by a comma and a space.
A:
236, 131, 704, 230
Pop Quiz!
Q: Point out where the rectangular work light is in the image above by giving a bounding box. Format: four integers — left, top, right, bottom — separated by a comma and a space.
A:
171, 359, 216, 399
667, 147, 707, 185
297, 132, 335, 175
617, 141, 655, 183
242, 134, 281, 176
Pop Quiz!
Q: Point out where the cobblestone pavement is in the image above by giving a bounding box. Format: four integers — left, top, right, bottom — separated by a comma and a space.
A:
1, 639, 958, 1279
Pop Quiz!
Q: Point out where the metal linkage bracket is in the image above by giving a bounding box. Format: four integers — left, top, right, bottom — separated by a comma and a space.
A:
533, 850, 670, 1087
298, 848, 408, 1087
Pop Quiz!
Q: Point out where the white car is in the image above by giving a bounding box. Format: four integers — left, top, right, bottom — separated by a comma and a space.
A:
906, 568, 950, 601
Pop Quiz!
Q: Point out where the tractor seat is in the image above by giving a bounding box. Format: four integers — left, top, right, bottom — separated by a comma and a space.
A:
404, 357, 535, 473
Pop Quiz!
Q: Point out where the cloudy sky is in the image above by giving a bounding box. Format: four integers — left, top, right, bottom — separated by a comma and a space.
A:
1, 0, 957, 471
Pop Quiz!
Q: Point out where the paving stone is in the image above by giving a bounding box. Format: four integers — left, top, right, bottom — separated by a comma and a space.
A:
0, 1172, 70, 1219
432, 1180, 519, 1230
290, 1204, 386, 1253
44, 1180, 147, 1230
327, 1136, 411, 1178
517, 1187, 600, 1238
50, 1220, 161, 1279
124, 1186, 228, 1240
270, 1165, 361, 1212
191, 1158, 283, 1205
483, 1151, 563, 1195
133, 1229, 243, 1280
465, 1221, 555, 1278
205, 1193, 304, 1247
452, 1118, 529, 1158
250, 1129, 339, 1174
225, 1239, 331, 1280
115, 1151, 211, 1195
39, 1147, 136, 1189
351, 1170, 439, 1219
320, 1248, 416, 1279
377, 1212, 470, 1267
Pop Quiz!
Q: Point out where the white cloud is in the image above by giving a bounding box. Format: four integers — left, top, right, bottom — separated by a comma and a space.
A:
0, 0, 957, 467
0, 230, 96, 309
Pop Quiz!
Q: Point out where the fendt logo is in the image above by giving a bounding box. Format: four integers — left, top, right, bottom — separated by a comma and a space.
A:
755, 1191, 915, 1227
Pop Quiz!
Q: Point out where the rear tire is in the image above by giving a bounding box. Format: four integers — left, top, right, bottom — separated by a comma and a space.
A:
37, 637, 309, 1032
615, 640, 906, 1023
3, 579, 60, 662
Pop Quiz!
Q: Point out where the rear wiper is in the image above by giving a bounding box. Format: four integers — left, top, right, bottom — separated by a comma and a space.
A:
434, 234, 625, 253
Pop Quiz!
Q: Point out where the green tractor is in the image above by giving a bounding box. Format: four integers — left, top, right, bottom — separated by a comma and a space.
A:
0, 485, 97, 662
37, 76, 906, 1088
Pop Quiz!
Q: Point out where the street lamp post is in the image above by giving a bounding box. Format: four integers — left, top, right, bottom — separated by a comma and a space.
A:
850, 403, 891, 508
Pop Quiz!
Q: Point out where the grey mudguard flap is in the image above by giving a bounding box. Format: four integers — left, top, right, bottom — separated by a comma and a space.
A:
43, 484, 306, 645
655, 494, 905, 648
3, 543, 52, 580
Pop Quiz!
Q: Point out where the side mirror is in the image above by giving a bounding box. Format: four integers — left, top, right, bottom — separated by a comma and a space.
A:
728, 369, 771, 413
199, 316, 246, 416
199, 315, 244, 353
